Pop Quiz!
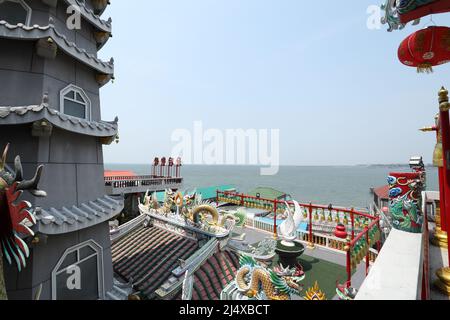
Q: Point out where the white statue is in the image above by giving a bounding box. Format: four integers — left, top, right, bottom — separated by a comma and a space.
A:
293, 200, 303, 228
279, 201, 302, 247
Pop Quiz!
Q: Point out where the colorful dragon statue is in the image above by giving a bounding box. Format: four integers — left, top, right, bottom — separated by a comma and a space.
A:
0, 144, 46, 300
388, 173, 424, 233
145, 190, 239, 231
235, 255, 305, 300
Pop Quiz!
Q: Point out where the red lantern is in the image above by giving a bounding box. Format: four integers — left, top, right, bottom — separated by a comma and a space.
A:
398, 26, 450, 73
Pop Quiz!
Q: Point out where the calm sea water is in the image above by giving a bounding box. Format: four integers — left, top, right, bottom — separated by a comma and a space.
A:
104, 164, 439, 209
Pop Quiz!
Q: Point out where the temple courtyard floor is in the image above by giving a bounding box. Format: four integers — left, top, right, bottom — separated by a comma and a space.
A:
235, 226, 368, 300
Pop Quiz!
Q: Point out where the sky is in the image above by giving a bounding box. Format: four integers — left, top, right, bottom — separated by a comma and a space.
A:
98, 0, 450, 166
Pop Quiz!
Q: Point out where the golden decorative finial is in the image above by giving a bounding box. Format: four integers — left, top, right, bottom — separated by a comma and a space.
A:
304, 281, 326, 300
439, 87, 449, 102
439, 87, 450, 111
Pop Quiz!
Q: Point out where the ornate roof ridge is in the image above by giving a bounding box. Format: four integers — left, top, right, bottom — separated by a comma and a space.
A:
64, 0, 112, 33
35, 195, 124, 235
0, 20, 114, 75
0, 102, 119, 140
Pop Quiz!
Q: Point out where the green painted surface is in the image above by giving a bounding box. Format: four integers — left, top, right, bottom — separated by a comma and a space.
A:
248, 187, 291, 200
152, 185, 236, 203
297, 255, 348, 300
272, 254, 348, 300
188, 185, 236, 200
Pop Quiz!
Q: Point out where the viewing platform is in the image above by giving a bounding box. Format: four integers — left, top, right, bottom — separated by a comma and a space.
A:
104, 157, 183, 196
356, 191, 449, 300
105, 175, 183, 195
217, 190, 382, 291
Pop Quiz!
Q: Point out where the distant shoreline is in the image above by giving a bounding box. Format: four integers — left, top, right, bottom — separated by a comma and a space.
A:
105, 163, 433, 168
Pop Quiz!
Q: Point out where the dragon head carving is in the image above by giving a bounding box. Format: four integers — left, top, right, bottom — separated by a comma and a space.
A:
0, 144, 46, 271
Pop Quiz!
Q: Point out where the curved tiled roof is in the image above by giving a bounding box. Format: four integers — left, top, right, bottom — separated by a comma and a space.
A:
64, 0, 112, 33
0, 20, 114, 75
373, 185, 389, 200
172, 250, 240, 300
112, 225, 199, 300
190, 250, 239, 300
35, 195, 124, 235
0, 103, 118, 140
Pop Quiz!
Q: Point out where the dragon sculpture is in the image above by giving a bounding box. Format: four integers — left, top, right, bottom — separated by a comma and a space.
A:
0, 144, 46, 300
388, 173, 424, 233
235, 255, 305, 300
142, 190, 240, 234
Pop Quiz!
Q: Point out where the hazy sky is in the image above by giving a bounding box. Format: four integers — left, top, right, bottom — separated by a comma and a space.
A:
98, 1, 450, 166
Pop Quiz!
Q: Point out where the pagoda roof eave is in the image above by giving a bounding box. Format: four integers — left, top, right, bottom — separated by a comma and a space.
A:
0, 103, 119, 144
34, 195, 124, 235
64, 0, 112, 33
0, 21, 114, 77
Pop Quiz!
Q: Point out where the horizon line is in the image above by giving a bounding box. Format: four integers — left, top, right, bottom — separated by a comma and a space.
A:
104, 163, 433, 167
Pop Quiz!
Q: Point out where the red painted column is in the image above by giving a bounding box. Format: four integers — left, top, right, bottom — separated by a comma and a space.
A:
273, 200, 278, 238
439, 87, 450, 262
365, 228, 370, 276
350, 208, 355, 240
439, 167, 448, 232
376, 220, 382, 252
433, 121, 448, 232
309, 204, 313, 245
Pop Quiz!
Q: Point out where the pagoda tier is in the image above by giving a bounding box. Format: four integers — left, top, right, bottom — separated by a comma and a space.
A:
0, 102, 119, 144
0, 20, 114, 86
41, 0, 112, 40
27, 0, 112, 49
42, 0, 111, 17
0, 0, 119, 300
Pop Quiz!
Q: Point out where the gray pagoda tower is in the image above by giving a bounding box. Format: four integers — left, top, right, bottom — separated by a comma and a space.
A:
0, 0, 123, 300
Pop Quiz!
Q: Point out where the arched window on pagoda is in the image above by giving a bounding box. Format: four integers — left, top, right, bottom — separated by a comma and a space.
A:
60, 84, 92, 121
51, 240, 105, 300
0, 0, 32, 26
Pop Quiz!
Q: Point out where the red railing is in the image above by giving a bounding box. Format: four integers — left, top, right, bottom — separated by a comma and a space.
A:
216, 191, 374, 234
217, 190, 382, 287
345, 217, 381, 287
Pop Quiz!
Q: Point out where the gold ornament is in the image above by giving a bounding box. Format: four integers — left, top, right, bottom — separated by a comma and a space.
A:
432, 207, 448, 248
435, 267, 450, 296
304, 282, 326, 300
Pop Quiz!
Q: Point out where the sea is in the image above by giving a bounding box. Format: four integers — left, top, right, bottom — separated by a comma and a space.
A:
104, 164, 439, 209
